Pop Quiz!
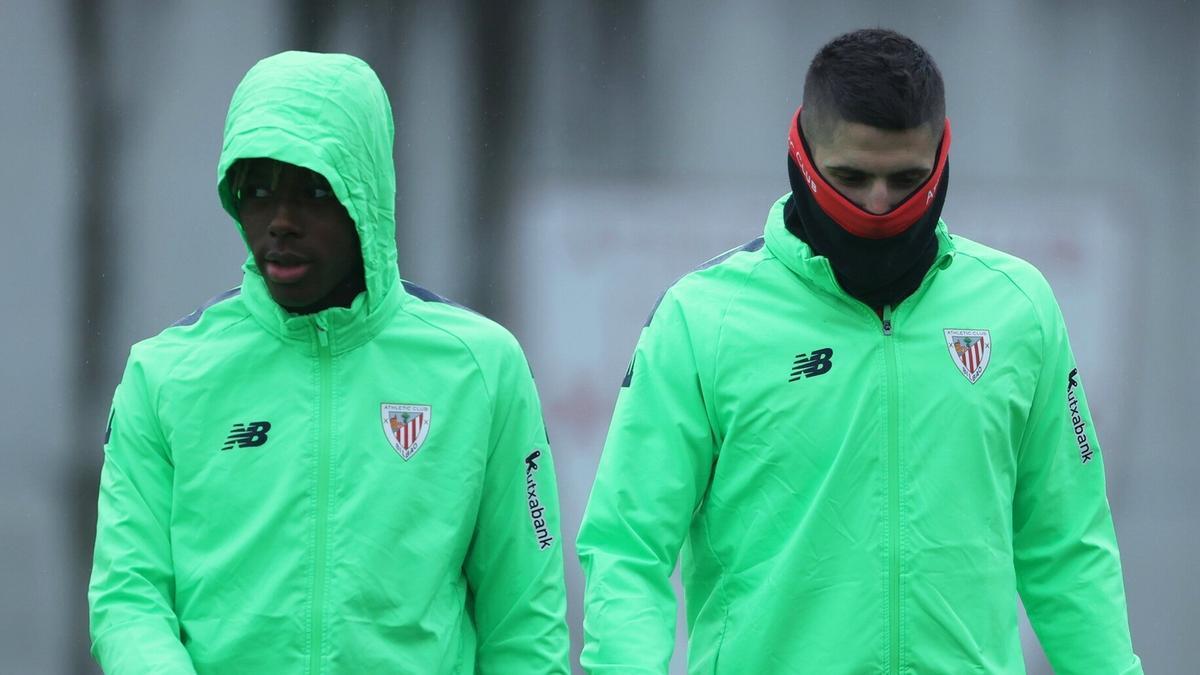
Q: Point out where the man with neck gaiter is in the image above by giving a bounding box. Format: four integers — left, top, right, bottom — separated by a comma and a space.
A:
578, 29, 1141, 674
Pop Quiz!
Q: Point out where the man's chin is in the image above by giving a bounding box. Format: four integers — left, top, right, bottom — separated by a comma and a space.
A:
265, 273, 364, 315
268, 284, 324, 313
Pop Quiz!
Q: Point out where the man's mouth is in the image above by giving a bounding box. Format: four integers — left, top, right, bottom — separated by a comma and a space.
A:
263, 252, 312, 284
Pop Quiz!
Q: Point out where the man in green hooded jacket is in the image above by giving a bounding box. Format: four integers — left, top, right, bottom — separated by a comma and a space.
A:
577, 29, 1141, 674
88, 52, 570, 674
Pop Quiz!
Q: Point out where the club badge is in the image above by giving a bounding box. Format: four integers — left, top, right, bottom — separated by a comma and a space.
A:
381, 403, 431, 460
944, 329, 991, 384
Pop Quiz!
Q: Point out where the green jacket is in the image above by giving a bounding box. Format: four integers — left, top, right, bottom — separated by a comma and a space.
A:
577, 196, 1140, 674
88, 52, 569, 674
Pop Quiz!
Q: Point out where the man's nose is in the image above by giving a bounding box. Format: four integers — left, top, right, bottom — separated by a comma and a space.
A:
267, 199, 302, 237
863, 180, 893, 215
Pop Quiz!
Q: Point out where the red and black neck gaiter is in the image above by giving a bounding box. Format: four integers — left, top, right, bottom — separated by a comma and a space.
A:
784, 107, 951, 312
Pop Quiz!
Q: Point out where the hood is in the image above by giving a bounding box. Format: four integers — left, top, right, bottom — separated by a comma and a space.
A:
216, 51, 400, 347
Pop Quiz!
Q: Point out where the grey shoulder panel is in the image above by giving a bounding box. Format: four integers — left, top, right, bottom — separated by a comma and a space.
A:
170, 287, 242, 328
643, 236, 765, 327
695, 236, 765, 272
624, 236, 764, 386
401, 280, 481, 316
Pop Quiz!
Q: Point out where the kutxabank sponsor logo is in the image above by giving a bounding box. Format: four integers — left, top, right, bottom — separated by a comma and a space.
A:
525, 449, 554, 550
944, 329, 991, 384
1066, 368, 1094, 464
381, 403, 431, 460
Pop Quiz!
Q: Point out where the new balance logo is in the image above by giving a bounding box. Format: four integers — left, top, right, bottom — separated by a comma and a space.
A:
789, 348, 833, 381
221, 421, 271, 451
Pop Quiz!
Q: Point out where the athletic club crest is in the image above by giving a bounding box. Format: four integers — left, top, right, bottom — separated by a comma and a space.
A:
381, 403, 431, 460
944, 329, 992, 384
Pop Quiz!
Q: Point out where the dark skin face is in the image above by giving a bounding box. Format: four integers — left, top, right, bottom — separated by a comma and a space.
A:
234, 159, 366, 314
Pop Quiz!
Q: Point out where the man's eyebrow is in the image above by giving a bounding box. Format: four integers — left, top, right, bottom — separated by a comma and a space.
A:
888, 167, 932, 177
823, 165, 932, 177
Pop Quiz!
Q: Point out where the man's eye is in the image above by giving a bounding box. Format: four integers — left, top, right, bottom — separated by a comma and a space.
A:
834, 174, 866, 186
241, 186, 271, 200
890, 176, 924, 191
309, 187, 334, 200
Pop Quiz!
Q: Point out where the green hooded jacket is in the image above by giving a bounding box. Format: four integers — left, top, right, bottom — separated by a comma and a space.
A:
88, 52, 570, 674
577, 196, 1141, 674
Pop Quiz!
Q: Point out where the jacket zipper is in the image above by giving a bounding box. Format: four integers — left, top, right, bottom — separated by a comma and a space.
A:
310, 318, 333, 675
882, 305, 901, 675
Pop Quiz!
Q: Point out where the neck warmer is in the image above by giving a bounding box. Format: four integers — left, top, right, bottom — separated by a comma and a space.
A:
784, 107, 951, 311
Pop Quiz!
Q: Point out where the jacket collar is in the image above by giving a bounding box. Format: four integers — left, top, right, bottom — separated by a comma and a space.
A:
762, 194, 957, 310
240, 260, 402, 355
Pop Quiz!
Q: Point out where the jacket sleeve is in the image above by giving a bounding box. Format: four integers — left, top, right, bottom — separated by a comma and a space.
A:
464, 336, 570, 674
88, 352, 197, 674
1012, 290, 1141, 675
577, 291, 718, 673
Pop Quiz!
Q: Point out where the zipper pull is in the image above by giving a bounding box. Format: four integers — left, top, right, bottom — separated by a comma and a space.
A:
881, 305, 893, 336
314, 317, 329, 347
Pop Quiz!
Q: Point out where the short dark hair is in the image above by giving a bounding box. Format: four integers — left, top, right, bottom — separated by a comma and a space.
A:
802, 29, 945, 142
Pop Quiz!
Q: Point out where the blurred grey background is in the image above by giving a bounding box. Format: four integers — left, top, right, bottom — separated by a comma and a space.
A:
2, 0, 1196, 673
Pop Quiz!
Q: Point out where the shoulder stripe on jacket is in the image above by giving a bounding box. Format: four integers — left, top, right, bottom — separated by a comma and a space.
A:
643, 236, 765, 328
695, 236, 765, 272
623, 236, 764, 387
170, 287, 241, 328
402, 280, 481, 316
